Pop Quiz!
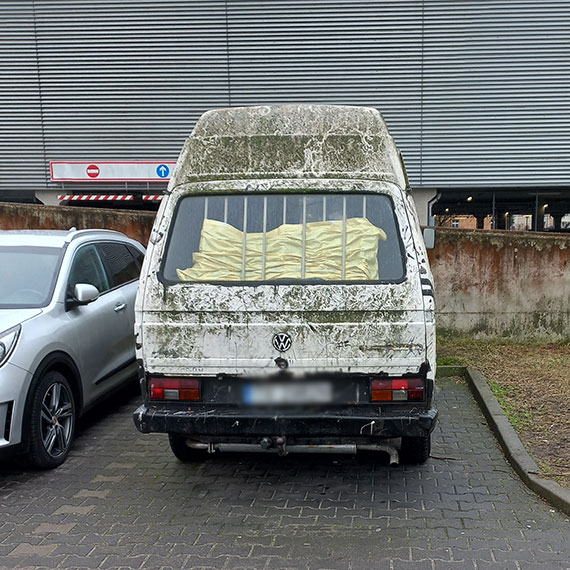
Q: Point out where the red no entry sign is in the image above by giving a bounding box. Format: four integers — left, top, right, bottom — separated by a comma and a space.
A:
86, 164, 100, 178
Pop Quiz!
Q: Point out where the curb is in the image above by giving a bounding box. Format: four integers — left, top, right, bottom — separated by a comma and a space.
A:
438, 365, 570, 517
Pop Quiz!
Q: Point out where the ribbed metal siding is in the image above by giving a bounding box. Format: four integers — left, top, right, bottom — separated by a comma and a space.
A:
2, 0, 230, 194
1, 1, 570, 195
0, 3, 47, 190
421, 1, 570, 187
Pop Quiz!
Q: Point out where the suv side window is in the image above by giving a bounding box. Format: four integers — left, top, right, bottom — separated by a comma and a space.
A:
67, 245, 110, 295
97, 242, 140, 288
127, 245, 144, 270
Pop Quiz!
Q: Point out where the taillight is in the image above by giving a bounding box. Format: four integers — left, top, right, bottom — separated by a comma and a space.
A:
149, 377, 200, 401
370, 378, 424, 402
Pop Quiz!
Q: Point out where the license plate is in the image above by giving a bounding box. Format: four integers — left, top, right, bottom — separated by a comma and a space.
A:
243, 381, 333, 405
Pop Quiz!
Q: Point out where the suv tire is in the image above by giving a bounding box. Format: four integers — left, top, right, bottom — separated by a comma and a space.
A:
27, 371, 76, 469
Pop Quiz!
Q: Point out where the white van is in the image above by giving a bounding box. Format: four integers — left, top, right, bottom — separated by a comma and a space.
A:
133, 104, 437, 465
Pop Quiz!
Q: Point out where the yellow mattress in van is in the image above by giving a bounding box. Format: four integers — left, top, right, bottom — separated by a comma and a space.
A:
177, 217, 387, 282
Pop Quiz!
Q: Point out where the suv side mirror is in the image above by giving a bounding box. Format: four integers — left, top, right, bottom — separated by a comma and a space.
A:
65, 283, 100, 311
423, 227, 436, 250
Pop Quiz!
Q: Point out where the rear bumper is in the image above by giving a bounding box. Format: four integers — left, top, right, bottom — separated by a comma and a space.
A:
133, 404, 438, 440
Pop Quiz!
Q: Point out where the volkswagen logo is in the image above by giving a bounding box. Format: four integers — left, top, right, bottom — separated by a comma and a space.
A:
272, 332, 292, 352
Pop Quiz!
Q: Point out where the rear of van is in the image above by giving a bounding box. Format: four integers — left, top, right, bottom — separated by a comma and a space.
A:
133, 105, 437, 464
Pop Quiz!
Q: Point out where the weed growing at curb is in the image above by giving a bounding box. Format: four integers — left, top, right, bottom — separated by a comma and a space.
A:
486, 379, 533, 431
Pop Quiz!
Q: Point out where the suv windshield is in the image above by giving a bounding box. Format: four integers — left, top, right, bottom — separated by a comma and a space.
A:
162, 193, 405, 284
0, 246, 63, 308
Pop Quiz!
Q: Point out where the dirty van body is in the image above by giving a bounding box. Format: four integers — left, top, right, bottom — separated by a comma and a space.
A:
133, 104, 437, 465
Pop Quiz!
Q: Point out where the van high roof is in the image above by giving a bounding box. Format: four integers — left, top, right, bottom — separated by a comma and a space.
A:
169, 104, 409, 190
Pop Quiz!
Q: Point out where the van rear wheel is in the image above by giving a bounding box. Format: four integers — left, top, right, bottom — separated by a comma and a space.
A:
400, 435, 431, 465
168, 434, 207, 462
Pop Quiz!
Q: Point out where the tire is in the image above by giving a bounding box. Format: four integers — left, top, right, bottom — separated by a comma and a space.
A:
168, 434, 207, 462
27, 371, 76, 469
399, 434, 431, 465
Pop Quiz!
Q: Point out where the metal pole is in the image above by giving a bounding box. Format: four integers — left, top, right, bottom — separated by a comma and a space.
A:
491, 191, 496, 230
534, 192, 539, 231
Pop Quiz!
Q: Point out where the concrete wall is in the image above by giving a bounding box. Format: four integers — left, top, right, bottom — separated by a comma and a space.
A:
0, 202, 154, 245
3, 202, 570, 339
429, 228, 570, 339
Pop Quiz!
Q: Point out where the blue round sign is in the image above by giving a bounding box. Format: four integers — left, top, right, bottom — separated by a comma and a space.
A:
156, 164, 170, 178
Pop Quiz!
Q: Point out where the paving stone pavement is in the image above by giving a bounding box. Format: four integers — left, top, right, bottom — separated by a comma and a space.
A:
0, 376, 569, 570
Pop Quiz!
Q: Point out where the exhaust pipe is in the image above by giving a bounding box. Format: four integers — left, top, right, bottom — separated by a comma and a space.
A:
357, 443, 399, 466
185, 440, 399, 465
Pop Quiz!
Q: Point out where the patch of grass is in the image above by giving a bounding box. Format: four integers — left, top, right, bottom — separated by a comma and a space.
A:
436, 355, 464, 366
486, 379, 532, 431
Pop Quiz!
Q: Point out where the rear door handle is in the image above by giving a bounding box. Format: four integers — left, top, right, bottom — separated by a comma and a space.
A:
114, 302, 127, 312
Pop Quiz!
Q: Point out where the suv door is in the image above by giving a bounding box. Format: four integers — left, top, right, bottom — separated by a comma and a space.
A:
95, 242, 141, 372
64, 242, 138, 405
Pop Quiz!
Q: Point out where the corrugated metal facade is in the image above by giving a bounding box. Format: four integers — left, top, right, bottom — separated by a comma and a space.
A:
421, 1, 570, 187
1, 0, 569, 196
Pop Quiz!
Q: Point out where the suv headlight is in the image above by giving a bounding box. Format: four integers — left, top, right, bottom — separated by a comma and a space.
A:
0, 325, 21, 367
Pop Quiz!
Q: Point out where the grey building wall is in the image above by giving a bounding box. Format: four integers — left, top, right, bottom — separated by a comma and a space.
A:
1, 1, 570, 197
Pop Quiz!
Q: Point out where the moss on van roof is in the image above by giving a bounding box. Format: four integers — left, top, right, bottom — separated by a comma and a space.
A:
169, 105, 408, 190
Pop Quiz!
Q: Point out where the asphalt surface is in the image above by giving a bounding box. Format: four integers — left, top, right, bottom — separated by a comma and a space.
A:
0, 376, 569, 570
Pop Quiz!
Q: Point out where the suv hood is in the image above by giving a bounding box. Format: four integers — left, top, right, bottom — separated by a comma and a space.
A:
0, 308, 43, 333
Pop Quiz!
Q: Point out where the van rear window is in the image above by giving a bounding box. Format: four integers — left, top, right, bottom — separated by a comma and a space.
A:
161, 193, 405, 284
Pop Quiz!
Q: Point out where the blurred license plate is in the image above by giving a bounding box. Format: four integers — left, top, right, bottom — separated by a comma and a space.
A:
243, 382, 332, 405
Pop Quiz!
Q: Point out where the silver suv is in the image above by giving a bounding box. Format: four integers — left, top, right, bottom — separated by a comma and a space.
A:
0, 229, 145, 469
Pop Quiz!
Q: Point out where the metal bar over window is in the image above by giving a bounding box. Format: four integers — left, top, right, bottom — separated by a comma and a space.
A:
261, 196, 267, 280
323, 196, 327, 220
241, 196, 248, 280
224, 197, 228, 223
341, 196, 347, 280
301, 195, 307, 278
283, 196, 287, 225
204, 196, 209, 220
363, 195, 367, 218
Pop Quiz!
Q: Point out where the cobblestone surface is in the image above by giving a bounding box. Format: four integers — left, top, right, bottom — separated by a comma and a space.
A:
1, 377, 569, 569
